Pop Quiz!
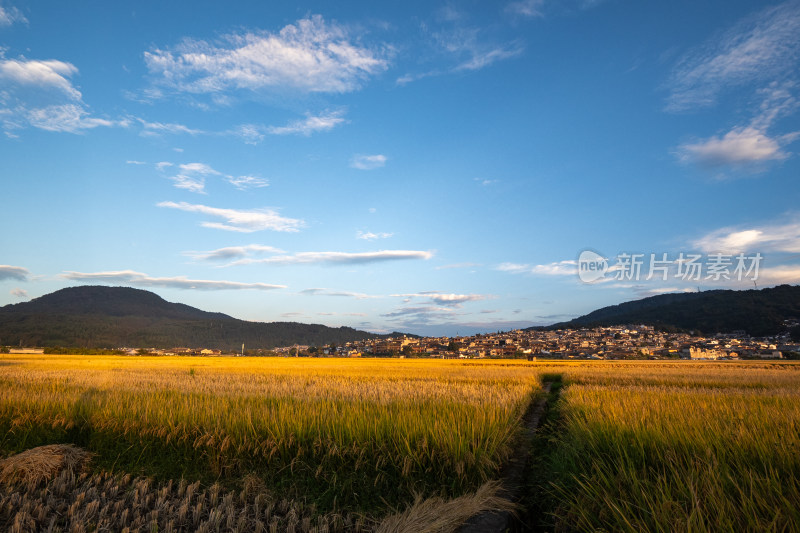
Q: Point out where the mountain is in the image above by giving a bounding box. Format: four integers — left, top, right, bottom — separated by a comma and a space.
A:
0, 286, 397, 350
539, 284, 800, 336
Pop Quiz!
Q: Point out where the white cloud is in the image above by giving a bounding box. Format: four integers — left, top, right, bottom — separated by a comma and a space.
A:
157, 201, 304, 233
0, 5, 27, 26
231, 250, 434, 266
350, 154, 387, 170
666, 1, 800, 112
357, 230, 393, 240
267, 110, 346, 136
693, 220, 800, 253
10, 288, 28, 298
144, 15, 388, 99
184, 244, 284, 261
126, 160, 146, 165
0, 265, 29, 281
497, 260, 577, 275
0, 57, 119, 135
0, 58, 81, 99
676, 126, 792, 168
425, 293, 488, 305
60, 270, 286, 291
392, 291, 491, 307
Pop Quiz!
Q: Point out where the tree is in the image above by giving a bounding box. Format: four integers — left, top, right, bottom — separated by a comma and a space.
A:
402, 344, 413, 357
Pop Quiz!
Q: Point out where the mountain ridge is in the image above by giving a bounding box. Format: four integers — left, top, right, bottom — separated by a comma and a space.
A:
537, 284, 800, 336
0, 286, 403, 350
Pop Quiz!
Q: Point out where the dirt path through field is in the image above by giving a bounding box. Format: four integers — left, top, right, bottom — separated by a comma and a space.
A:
457, 381, 554, 533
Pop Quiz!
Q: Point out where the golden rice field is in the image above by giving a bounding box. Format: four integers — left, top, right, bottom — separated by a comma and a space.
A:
1, 356, 799, 532
0, 356, 543, 519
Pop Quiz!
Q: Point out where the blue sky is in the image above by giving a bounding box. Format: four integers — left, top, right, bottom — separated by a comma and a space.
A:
1, 0, 799, 336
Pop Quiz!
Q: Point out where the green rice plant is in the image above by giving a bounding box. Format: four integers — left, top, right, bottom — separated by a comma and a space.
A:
538, 363, 800, 532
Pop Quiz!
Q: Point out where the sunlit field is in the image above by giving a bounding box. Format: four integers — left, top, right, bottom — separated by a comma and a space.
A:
527, 361, 800, 532
0, 355, 543, 515
1, 357, 799, 532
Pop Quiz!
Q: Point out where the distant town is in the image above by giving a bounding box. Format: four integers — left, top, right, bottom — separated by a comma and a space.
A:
10, 323, 798, 360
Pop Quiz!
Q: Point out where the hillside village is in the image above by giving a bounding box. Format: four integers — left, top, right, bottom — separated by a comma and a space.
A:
115, 323, 800, 360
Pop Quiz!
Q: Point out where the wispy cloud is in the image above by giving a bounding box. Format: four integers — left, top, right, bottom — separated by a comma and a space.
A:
26, 104, 117, 133
184, 245, 430, 267
157, 163, 269, 193
144, 15, 389, 100
497, 260, 577, 275
454, 44, 523, 72
225, 175, 269, 190
230, 124, 265, 145
356, 230, 393, 240
157, 201, 304, 233
381, 305, 461, 320
693, 219, 800, 253
505, 0, 545, 18
60, 270, 286, 290
10, 288, 28, 298
436, 262, 481, 270
136, 117, 204, 137
126, 160, 146, 165
0, 5, 27, 26
0, 265, 29, 281
267, 110, 347, 136
230, 250, 434, 266
666, 1, 800, 112
184, 244, 284, 262
350, 154, 387, 170
301, 288, 375, 299
169, 162, 218, 194
758, 265, 800, 285
398, 22, 523, 84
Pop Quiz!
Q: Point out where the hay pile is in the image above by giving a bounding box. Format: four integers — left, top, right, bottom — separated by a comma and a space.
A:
0, 444, 91, 486
375, 481, 516, 533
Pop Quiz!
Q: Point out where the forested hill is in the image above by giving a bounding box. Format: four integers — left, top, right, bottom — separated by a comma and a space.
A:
0, 286, 395, 350
538, 284, 800, 336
